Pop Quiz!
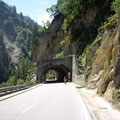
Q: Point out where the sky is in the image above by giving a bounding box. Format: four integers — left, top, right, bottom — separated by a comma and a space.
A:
3, 0, 57, 25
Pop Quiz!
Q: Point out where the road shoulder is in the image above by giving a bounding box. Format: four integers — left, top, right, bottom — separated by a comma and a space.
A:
74, 83, 120, 120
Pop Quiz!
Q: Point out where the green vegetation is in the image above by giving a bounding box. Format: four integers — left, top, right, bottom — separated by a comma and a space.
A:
31, 23, 40, 56
48, 0, 114, 55
60, 40, 65, 46
111, 0, 120, 13
1, 0, 119, 86
103, 14, 117, 29
110, 59, 113, 65
0, 32, 15, 83
100, 0, 120, 30
7, 58, 32, 85
0, 0, 41, 85
46, 70, 57, 79
54, 51, 64, 59
82, 55, 86, 71
102, 0, 120, 30
42, 20, 51, 29
58, 0, 84, 32
47, 4, 60, 16
113, 87, 120, 103
47, 0, 84, 32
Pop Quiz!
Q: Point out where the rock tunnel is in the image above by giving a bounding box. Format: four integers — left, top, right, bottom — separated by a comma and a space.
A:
41, 65, 71, 83
36, 57, 72, 83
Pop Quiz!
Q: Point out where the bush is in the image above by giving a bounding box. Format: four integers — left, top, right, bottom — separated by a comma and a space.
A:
54, 51, 64, 59
7, 76, 16, 85
103, 14, 117, 29
17, 79, 24, 85
111, 0, 120, 13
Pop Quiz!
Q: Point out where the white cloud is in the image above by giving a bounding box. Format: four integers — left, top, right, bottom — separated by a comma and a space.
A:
37, 13, 53, 26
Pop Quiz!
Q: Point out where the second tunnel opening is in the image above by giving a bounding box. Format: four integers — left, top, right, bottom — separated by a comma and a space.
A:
41, 65, 71, 83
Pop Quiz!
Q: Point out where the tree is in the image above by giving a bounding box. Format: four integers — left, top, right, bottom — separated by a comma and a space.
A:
12, 6, 17, 13
4, 19, 17, 41
42, 20, 51, 29
46, 4, 60, 17
30, 23, 39, 57
111, 0, 120, 13
47, 0, 84, 32
20, 12, 23, 18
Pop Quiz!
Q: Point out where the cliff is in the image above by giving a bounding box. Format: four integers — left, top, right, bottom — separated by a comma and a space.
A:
35, 14, 65, 61
83, 13, 120, 106
35, 0, 113, 61
35, 0, 120, 107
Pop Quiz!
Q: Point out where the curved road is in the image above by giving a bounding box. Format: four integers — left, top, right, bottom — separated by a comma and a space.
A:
0, 83, 92, 120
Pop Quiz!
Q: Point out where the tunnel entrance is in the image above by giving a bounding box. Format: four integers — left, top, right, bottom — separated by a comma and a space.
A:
45, 70, 58, 82
37, 57, 72, 83
41, 65, 71, 83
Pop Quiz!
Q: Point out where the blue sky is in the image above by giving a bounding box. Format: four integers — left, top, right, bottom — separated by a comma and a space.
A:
3, 0, 57, 25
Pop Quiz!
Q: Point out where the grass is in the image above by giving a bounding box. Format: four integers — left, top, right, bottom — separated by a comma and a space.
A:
53, 51, 64, 59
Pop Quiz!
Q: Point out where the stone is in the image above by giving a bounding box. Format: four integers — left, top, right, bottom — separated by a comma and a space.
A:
37, 57, 72, 83
87, 70, 103, 89
103, 81, 114, 102
86, 38, 101, 71
35, 14, 64, 62
97, 68, 114, 95
92, 30, 114, 76
113, 10, 120, 89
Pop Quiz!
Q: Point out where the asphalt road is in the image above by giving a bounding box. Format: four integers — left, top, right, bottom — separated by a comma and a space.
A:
0, 83, 92, 120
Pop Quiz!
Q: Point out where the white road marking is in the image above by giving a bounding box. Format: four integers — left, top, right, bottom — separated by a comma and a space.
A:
22, 101, 38, 113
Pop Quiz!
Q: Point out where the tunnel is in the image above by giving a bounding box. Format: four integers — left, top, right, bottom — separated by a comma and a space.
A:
40, 64, 71, 83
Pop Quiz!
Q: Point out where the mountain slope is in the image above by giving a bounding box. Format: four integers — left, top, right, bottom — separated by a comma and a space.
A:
0, 31, 14, 83
0, 0, 41, 83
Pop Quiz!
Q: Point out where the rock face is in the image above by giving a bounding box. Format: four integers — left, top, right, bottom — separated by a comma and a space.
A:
84, 12, 120, 104
86, 27, 118, 87
36, 0, 112, 62
86, 35, 102, 72
3, 34, 21, 67
114, 10, 120, 89
35, 14, 64, 61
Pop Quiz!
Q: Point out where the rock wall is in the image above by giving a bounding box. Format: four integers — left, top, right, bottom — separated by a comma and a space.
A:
35, 0, 112, 62
84, 12, 120, 105
114, 10, 120, 89
3, 34, 21, 67
35, 14, 64, 61
72, 55, 86, 85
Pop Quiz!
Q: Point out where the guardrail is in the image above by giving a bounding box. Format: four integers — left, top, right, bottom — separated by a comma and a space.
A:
0, 83, 34, 96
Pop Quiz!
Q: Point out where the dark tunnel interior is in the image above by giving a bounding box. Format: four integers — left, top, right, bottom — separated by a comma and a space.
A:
41, 65, 71, 83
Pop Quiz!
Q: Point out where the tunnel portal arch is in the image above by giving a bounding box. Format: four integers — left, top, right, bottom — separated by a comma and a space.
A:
36, 57, 72, 83
41, 64, 69, 82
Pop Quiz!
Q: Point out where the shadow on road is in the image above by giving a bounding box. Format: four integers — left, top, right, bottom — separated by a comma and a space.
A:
44, 81, 71, 84
76, 86, 83, 89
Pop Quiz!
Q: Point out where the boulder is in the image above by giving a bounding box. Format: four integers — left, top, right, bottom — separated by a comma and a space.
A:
97, 68, 114, 95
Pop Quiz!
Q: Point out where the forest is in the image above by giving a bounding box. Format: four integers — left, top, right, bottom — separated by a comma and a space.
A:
0, 0, 40, 86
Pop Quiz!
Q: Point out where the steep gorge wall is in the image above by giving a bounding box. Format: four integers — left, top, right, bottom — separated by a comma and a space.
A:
35, 0, 112, 62
67, 0, 113, 55
35, 14, 64, 62
84, 13, 120, 106
86, 27, 118, 88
